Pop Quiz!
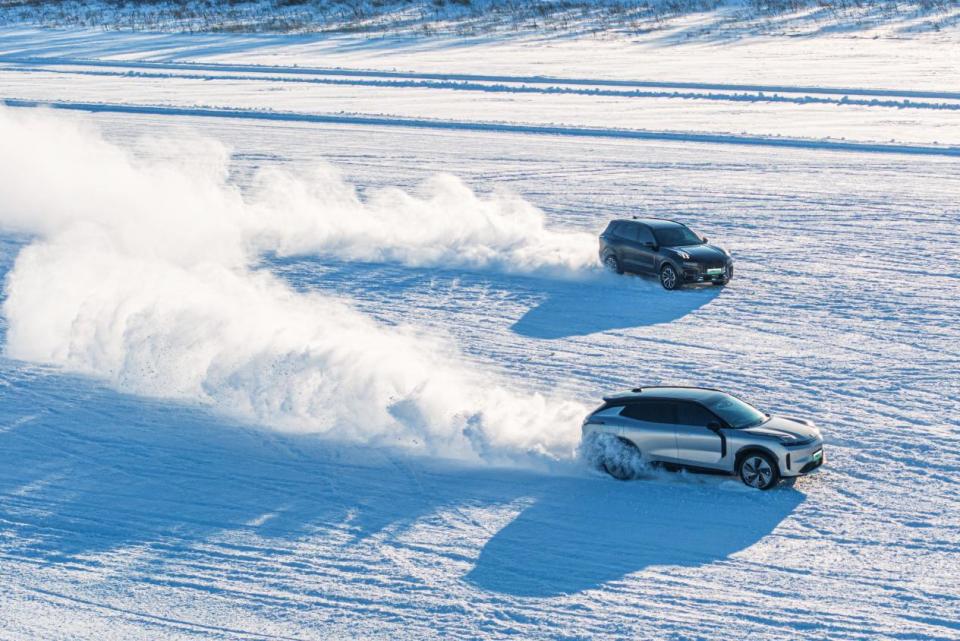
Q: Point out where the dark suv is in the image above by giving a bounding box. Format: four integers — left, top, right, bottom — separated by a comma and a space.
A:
599, 218, 733, 290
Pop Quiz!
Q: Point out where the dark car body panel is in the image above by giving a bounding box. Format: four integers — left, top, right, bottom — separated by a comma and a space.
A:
599, 218, 733, 286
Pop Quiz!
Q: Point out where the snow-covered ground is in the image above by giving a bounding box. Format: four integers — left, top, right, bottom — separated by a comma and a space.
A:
1, 20, 959, 641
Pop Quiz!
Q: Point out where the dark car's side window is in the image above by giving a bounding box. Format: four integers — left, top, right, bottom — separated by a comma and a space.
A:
621, 401, 676, 424
676, 402, 718, 428
635, 225, 655, 245
613, 221, 636, 240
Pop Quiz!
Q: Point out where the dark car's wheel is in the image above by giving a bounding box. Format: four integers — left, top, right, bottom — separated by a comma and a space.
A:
660, 264, 679, 290
738, 452, 780, 490
603, 253, 623, 274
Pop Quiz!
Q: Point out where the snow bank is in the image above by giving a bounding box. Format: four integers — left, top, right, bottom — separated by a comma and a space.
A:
0, 107, 586, 464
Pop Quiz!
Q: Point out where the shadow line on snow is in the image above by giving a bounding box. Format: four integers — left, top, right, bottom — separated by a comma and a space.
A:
6, 99, 959, 158
0, 370, 495, 560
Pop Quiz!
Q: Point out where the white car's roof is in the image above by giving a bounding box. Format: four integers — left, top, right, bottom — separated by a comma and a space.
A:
603, 386, 725, 403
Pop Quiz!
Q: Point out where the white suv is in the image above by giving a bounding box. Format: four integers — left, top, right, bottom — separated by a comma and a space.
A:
582, 386, 824, 489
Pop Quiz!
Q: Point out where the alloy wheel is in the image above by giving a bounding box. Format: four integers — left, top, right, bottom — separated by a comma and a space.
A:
661, 266, 677, 289
742, 456, 773, 488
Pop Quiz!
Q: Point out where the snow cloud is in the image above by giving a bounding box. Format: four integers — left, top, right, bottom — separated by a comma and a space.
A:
247, 164, 598, 276
0, 107, 587, 465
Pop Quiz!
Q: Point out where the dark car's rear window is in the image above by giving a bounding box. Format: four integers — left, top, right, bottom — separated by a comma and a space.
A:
610, 221, 629, 238
612, 221, 641, 241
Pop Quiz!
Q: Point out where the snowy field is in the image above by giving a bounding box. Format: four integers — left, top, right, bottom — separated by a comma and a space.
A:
1, 20, 960, 641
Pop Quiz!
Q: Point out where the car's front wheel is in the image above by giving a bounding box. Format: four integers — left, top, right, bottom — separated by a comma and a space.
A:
738, 452, 780, 490
660, 264, 679, 290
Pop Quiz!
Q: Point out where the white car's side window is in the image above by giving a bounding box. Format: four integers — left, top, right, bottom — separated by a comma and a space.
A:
594, 406, 625, 418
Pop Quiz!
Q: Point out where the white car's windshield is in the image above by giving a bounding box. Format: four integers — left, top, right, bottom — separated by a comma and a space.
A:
703, 394, 768, 429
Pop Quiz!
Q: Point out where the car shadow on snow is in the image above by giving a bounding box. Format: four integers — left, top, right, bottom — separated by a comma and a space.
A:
263, 254, 722, 341
511, 275, 722, 339
465, 474, 803, 597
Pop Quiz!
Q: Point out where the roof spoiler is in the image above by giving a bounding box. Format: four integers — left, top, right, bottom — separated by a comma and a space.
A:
601, 387, 643, 402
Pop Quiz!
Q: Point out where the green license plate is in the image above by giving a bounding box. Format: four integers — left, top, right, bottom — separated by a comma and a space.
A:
706, 268, 724, 275
812, 450, 823, 461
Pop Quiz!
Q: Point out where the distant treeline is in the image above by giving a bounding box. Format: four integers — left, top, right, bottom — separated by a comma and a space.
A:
0, 0, 955, 35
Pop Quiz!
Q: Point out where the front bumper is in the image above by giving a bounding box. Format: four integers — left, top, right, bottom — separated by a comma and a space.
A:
681, 261, 734, 284
783, 443, 825, 477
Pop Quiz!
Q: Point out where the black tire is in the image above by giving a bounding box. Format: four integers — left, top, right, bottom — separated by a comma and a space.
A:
659, 264, 680, 290
602, 437, 643, 481
603, 253, 623, 274
738, 451, 780, 490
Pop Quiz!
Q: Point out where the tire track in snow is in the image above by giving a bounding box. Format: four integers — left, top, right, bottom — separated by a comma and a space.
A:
3, 62, 958, 111
25, 586, 311, 641
5, 98, 959, 158
2, 55, 958, 102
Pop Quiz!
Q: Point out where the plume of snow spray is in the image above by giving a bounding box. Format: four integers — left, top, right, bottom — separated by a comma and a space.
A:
0, 107, 589, 465
245, 164, 598, 276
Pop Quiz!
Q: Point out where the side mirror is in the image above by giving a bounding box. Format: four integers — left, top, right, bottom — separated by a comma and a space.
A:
702, 236, 709, 243
707, 421, 722, 432
644, 242, 658, 250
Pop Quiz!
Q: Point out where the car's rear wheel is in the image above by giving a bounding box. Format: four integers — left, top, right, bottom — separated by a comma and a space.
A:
603, 254, 623, 274
738, 452, 780, 490
602, 437, 644, 481
660, 264, 679, 290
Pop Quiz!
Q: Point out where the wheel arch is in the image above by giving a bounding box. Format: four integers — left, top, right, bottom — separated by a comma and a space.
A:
602, 250, 624, 274
734, 445, 781, 472
657, 256, 680, 273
